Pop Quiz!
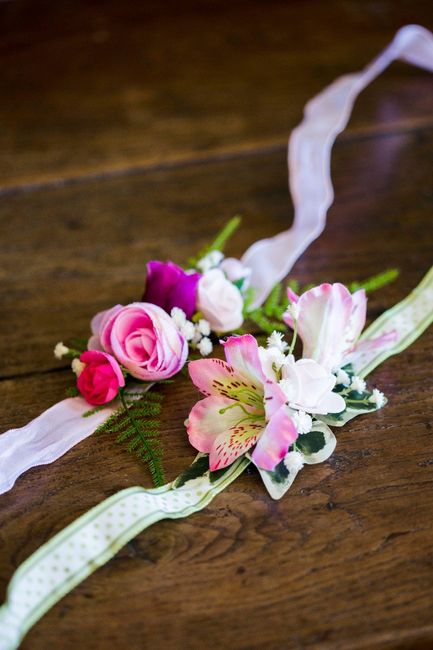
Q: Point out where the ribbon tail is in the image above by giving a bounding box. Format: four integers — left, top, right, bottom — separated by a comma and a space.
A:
0, 456, 249, 650
242, 24, 433, 308
0, 398, 115, 495
354, 266, 433, 378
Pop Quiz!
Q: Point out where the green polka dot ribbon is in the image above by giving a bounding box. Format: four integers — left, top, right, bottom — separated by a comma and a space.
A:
0, 457, 250, 649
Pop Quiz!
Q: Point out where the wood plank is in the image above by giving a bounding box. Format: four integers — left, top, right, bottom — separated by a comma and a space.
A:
0, 0, 432, 188
0, 320, 432, 649
1, 127, 432, 378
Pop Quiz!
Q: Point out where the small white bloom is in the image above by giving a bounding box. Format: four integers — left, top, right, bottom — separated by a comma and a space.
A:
291, 410, 313, 435
198, 337, 213, 356
283, 450, 304, 474
54, 342, 69, 359
180, 320, 196, 341
197, 319, 211, 336
335, 368, 351, 387
267, 330, 289, 352
350, 376, 366, 393
258, 346, 286, 380
71, 358, 86, 376
287, 302, 300, 321
197, 250, 224, 273
192, 326, 203, 345
369, 388, 386, 408
170, 307, 187, 328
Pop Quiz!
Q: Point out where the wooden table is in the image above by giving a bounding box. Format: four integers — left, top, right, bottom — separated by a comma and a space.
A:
1, 2, 433, 648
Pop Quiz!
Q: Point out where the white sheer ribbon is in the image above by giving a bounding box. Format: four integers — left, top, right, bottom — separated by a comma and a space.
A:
0, 399, 115, 494
242, 24, 433, 307
0, 24, 432, 496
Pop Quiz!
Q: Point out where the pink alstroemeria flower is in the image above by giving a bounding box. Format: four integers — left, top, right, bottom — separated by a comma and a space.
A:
187, 334, 298, 472
284, 283, 396, 371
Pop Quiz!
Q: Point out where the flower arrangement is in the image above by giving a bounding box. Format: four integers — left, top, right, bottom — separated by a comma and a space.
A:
54, 215, 398, 490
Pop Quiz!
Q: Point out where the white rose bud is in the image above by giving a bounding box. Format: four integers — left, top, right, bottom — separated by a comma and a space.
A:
197, 269, 244, 333
219, 257, 251, 288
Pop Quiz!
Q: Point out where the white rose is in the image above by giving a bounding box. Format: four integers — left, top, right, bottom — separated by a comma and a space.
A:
279, 356, 345, 415
219, 257, 251, 288
197, 269, 244, 333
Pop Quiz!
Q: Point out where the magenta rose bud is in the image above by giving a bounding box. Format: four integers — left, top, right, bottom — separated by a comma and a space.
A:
77, 350, 125, 405
142, 261, 201, 319
89, 302, 188, 381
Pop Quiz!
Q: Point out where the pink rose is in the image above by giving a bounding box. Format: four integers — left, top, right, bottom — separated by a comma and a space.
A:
89, 302, 188, 381
77, 350, 125, 405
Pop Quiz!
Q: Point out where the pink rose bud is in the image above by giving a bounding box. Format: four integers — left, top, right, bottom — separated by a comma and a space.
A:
88, 302, 188, 381
77, 351, 125, 405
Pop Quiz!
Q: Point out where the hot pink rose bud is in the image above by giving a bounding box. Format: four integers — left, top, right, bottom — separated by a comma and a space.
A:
77, 350, 125, 405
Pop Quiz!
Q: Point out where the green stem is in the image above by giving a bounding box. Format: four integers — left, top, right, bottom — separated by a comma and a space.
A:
288, 319, 298, 355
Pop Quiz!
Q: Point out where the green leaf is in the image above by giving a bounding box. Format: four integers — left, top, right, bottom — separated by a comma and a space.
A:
296, 430, 326, 455
209, 465, 234, 483
253, 456, 300, 501
298, 423, 337, 465
173, 454, 210, 488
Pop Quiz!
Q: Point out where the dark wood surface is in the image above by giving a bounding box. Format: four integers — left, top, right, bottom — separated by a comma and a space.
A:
1, 1, 433, 648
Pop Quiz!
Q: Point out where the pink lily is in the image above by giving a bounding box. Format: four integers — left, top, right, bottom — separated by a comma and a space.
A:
284, 283, 396, 371
187, 334, 298, 472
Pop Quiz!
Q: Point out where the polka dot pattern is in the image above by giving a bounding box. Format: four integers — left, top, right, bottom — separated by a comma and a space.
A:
0, 458, 248, 649
355, 271, 433, 377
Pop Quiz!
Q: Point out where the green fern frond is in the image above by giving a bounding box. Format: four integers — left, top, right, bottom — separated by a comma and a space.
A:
263, 283, 281, 317
248, 309, 286, 335
95, 389, 165, 487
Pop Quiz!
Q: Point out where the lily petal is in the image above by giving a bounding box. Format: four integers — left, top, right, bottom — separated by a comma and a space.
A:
263, 379, 287, 420
223, 334, 266, 386
188, 358, 239, 398
209, 422, 264, 471
187, 395, 244, 452
343, 330, 398, 368
251, 405, 298, 471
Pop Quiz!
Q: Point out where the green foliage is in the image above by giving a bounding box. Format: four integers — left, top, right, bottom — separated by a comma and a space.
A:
349, 268, 399, 294
188, 215, 242, 268
65, 386, 80, 398
95, 389, 165, 487
296, 430, 326, 455
66, 338, 89, 352
82, 405, 105, 417
174, 454, 209, 488
265, 458, 290, 485
245, 281, 290, 334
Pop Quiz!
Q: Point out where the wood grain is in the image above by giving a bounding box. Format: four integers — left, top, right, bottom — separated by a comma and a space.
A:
0, 0, 432, 188
1, 1, 433, 649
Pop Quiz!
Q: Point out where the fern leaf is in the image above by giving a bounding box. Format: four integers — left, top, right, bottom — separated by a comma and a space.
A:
263, 283, 281, 317
95, 389, 166, 487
